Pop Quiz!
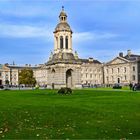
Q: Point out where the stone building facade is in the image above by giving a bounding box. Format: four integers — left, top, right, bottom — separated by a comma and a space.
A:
45, 8, 89, 89
0, 64, 38, 86
104, 50, 140, 85
44, 8, 103, 89
81, 58, 103, 86
0, 8, 140, 88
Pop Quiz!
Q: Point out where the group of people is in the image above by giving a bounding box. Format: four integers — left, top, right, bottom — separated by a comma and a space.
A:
129, 82, 140, 91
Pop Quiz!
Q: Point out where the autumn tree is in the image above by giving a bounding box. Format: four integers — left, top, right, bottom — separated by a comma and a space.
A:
19, 69, 36, 87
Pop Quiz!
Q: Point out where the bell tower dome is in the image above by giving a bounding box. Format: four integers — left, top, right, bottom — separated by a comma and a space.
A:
53, 6, 73, 54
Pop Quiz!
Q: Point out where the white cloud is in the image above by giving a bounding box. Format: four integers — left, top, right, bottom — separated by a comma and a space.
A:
0, 1, 56, 18
0, 23, 118, 45
73, 31, 119, 44
0, 24, 53, 40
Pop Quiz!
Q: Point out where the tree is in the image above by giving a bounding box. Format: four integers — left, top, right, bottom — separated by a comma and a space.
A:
5, 80, 9, 85
19, 69, 36, 87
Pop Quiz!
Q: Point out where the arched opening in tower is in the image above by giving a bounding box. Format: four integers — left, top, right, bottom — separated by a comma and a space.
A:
60, 36, 63, 49
66, 69, 73, 88
65, 36, 68, 49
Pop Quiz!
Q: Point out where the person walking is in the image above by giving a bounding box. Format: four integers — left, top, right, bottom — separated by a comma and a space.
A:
133, 83, 137, 91
129, 83, 133, 90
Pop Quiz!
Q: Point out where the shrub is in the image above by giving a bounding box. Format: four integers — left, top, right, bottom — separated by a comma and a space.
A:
58, 87, 72, 95
0, 85, 4, 89
113, 84, 122, 89
35, 85, 39, 90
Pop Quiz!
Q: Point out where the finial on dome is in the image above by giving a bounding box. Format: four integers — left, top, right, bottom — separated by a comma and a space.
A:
62, 6, 64, 11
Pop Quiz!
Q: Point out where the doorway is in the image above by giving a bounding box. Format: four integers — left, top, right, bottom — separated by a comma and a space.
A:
66, 69, 73, 88
118, 78, 120, 84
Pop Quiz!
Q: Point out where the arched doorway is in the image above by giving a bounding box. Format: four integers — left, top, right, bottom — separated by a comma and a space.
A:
118, 78, 120, 84
66, 69, 73, 88
0, 80, 2, 85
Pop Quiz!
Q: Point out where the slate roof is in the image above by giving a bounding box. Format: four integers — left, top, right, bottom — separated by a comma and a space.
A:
46, 52, 101, 66
7, 65, 39, 69
80, 59, 102, 64
124, 54, 140, 61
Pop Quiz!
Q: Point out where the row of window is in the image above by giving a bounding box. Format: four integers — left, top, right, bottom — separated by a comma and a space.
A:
106, 66, 136, 74
0, 73, 17, 79
106, 75, 136, 81
81, 73, 101, 79
60, 16, 66, 21
81, 69, 101, 73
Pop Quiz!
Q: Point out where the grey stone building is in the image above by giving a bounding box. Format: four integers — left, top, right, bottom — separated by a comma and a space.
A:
0, 64, 38, 86
104, 50, 140, 85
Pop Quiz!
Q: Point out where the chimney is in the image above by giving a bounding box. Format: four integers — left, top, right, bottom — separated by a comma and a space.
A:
119, 52, 123, 57
127, 50, 131, 56
89, 57, 94, 62
4, 63, 9, 66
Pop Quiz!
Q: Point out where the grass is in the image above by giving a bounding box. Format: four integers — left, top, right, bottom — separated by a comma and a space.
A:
0, 89, 140, 139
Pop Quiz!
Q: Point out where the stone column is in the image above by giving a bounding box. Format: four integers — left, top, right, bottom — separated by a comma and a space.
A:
63, 35, 66, 52
58, 36, 60, 51
70, 35, 72, 52
54, 36, 57, 53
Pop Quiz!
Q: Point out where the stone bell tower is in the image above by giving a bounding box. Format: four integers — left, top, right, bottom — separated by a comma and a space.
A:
46, 7, 82, 89
53, 6, 73, 54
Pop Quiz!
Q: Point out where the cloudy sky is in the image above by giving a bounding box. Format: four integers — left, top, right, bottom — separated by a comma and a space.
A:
0, 0, 140, 65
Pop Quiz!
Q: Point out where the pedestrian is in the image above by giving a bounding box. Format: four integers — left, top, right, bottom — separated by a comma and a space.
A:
129, 83, 133, 90
133, 83, 137, 91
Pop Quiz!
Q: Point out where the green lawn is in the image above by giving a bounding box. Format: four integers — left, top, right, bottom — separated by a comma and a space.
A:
0, 89, 140, 139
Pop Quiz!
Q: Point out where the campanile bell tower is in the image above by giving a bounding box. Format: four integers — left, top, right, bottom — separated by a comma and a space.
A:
46, 7, 82, 89
53, 6, 73, 54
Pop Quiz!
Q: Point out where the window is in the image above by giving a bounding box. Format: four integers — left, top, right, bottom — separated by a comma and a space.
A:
5, 78, 8, 81
106, 69, 108, 74
0, 72, 1, 77
65, 36, 68, 49
112, 76, 113, 81
60, 36, 63, 49
125, 75, 127, 80
124, 67, 126, 73
112, 68, 113, 74
90, 74, 92, 78
133, 75, 135, 81
106, 76, 109, 82
133, 66, 135, 71
118, 68, 120, 73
